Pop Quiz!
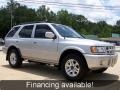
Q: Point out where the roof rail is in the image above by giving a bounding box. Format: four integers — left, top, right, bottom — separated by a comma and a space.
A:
19, 21, 48, 25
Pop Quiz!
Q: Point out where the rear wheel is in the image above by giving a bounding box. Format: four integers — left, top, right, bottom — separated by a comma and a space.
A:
8, 49, 22, 68
92, 68, 108, 73
61, 54, 87, 81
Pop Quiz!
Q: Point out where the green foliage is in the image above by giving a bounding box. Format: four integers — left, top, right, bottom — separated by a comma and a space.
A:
0, 0, 120, 38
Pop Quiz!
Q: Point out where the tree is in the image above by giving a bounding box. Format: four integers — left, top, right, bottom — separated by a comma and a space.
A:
116, 20, 120, 27
97, 21, 112, 37
57, 10, 71, 25
7, 0, 20, 27
0, 7, 10, 38
14, 6, 37, 24
113, 20, 120, 34
0, 1, 118, 38
36, 5, 56, 22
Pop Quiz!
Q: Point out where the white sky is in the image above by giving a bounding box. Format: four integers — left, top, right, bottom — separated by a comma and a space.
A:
0, 0, 120, 25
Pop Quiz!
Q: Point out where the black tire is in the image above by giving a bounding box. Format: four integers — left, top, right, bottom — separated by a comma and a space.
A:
92, 68, 108, 73
8, 49, 22, 68
61, 53, 87, 81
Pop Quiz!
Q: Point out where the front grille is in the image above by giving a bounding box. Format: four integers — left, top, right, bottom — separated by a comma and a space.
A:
106, 46, 115, 55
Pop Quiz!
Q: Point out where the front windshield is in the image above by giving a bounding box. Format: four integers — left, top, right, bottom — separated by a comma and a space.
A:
52, 24, 84, 38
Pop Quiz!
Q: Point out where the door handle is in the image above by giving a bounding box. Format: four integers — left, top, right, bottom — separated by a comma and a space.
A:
16, 41, 19, 43
33, 42, 37, 44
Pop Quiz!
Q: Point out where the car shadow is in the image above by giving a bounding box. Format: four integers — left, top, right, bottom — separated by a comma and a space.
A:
2, 62, 119, 87
84, 72, 119, 87
85, 72, 119, 80
2, 62, 64, 80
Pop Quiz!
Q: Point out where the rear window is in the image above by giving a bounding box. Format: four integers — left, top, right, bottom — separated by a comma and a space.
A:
7, 26, 20, 37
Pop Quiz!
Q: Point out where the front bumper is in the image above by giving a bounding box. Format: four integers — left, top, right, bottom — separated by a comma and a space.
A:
84, 53, 118, 70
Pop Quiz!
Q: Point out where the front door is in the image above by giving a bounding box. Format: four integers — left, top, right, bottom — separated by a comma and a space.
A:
32, 24, 58, 63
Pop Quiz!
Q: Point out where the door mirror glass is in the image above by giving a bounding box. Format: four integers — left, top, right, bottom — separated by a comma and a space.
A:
45, 32, 55, 39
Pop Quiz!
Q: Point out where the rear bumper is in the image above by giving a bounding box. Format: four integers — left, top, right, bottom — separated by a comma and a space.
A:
2, 46, 7, 54
84, 53, 118, 70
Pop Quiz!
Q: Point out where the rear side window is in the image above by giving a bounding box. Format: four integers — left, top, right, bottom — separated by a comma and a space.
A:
19, 25, 34, 38
7, 26, 20, 37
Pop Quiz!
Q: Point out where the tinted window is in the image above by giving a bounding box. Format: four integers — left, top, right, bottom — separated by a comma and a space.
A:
19, 25, 34, 38
7, 26, 20, 37
34, 25, 52, 38
52, 24, 84, 38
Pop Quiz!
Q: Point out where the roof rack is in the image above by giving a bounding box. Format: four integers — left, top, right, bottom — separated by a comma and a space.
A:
19, 21, 48, 25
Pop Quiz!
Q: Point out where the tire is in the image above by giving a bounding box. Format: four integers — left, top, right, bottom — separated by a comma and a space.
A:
92, 68, 108, 73
8, 49, 22, 68
61, 53, 87, 81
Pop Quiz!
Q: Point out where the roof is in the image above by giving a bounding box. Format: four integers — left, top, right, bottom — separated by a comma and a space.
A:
14, 22, 65, 27
19, 21, 48, 25
14, 21, 55, 26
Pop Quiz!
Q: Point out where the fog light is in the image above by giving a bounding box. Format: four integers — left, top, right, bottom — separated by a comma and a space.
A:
100, 60, 108, 65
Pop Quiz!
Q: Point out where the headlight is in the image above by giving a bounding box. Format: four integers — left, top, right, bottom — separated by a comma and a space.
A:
91, 46, 106, 53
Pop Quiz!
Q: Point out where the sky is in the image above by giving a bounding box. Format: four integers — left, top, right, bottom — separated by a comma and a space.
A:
0, 0, 120, 25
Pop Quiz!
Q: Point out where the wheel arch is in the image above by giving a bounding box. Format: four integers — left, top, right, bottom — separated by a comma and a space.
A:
58, 49, 88, 70
6, 46, 22, 60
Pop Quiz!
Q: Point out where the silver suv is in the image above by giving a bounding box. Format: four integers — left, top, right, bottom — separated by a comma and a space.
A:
3, 23, 118, 81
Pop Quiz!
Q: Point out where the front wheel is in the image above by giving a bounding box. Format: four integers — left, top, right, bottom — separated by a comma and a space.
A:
8, 49, 22, 68
92, 68, 108, 73
61, 54, 87, 81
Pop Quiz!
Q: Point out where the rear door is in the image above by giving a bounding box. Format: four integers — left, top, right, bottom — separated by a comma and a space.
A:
17, 25, 35, 58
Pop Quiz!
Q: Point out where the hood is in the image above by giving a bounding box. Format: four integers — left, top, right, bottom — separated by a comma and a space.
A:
65, 38, 113, 46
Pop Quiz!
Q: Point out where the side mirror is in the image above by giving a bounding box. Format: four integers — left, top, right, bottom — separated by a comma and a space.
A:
45, 32, 55, 39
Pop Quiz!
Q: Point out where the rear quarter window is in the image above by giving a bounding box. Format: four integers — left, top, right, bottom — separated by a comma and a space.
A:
6, 26, 20, 37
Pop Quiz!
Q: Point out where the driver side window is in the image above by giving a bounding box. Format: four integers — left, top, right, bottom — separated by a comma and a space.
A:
34, 24, 52, 38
